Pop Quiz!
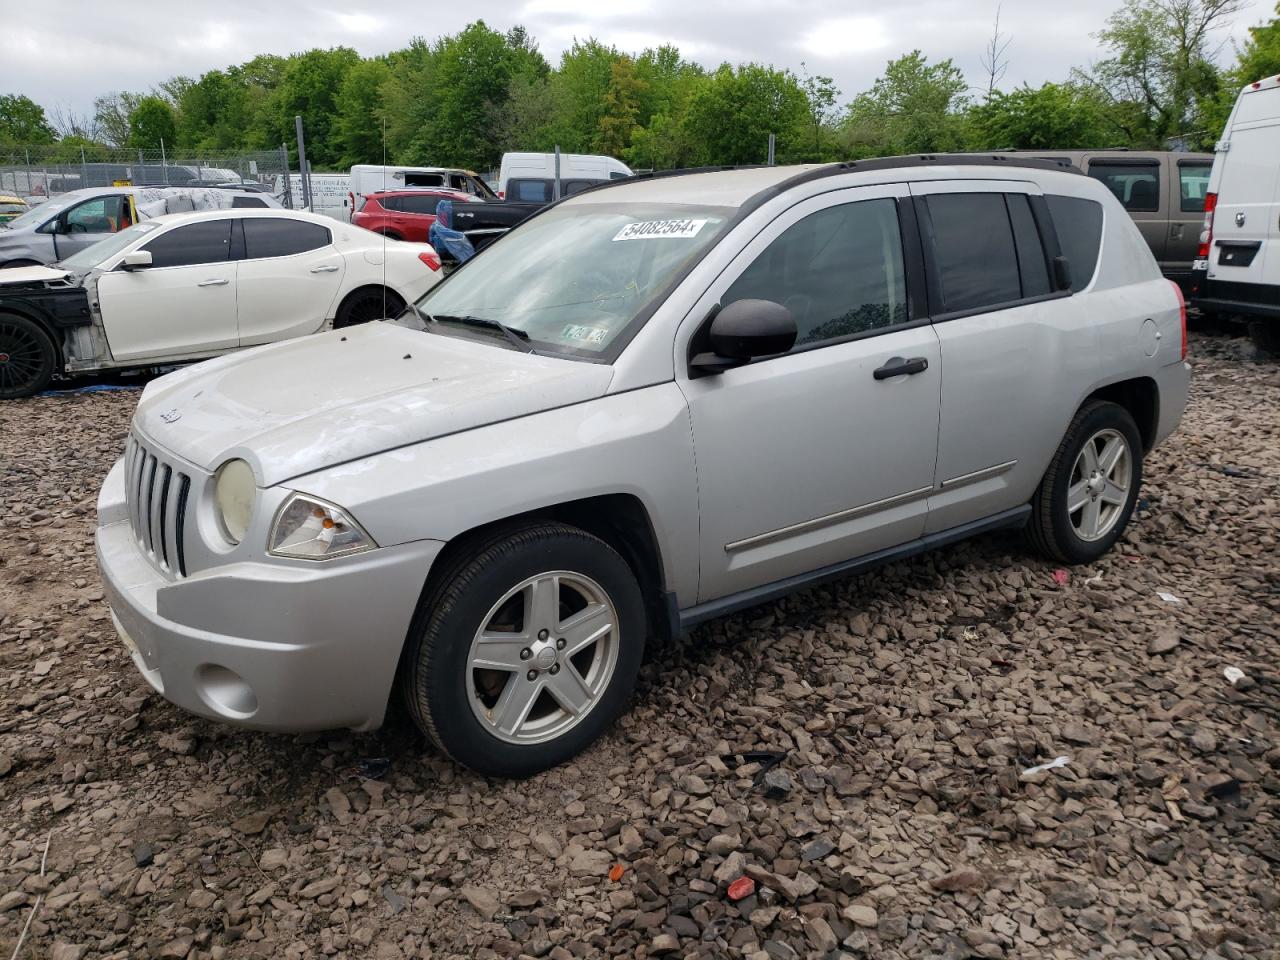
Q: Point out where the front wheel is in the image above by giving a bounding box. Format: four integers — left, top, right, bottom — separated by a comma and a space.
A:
400, 523, 646, 778
0, 313, 57, 399
1027, 401, 1143, 564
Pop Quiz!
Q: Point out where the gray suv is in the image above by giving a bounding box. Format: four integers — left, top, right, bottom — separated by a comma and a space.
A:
96, 156, 1190, 776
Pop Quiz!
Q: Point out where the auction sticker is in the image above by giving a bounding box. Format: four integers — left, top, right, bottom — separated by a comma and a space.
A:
613, 218, 707, 241
562, 324, 608, 344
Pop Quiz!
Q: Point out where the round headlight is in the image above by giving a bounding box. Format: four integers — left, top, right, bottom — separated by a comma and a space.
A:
214, 458, 256, 544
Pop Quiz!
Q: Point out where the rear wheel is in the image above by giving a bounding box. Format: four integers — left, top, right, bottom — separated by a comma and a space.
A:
0, 314, 57, 399
1027, 401, 1143, 564
400, 522, 646, 778
334, 287, 405, 328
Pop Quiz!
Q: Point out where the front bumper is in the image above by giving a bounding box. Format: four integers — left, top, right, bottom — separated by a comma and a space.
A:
96, 457, 444, 732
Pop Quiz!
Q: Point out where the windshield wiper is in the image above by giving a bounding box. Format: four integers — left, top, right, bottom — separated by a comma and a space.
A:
428, 313, 535, 354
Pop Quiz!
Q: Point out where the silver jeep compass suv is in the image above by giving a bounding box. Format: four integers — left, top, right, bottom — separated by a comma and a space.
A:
96, 157, 1191, 777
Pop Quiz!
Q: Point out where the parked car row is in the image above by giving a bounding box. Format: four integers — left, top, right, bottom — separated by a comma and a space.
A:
0, 208, 441, 398
95, 156, 1189, 777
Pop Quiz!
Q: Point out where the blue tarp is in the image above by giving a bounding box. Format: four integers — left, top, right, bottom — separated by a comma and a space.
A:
428, 200, 476, 265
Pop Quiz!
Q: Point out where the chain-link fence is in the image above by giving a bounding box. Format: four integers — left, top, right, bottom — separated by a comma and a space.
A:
1, 145, 296, 205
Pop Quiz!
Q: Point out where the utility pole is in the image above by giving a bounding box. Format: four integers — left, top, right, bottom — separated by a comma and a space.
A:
295, 116, 312, 210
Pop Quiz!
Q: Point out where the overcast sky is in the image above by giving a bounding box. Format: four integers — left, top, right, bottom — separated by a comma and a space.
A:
8, 0, 1264, 120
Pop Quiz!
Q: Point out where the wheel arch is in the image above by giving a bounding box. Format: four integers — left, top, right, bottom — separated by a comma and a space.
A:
1085, 376, 1159, 452
332, 283, 407, 328
412, 493, 676, 645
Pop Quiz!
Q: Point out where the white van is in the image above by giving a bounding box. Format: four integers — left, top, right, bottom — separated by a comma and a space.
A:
496, 153, 632, 201
346, 166, 494, 221
274, 173, 351, 220
1192, 74, 1280, 347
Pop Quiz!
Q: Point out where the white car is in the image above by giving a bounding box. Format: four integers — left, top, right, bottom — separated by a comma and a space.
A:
0, 208, 443, 398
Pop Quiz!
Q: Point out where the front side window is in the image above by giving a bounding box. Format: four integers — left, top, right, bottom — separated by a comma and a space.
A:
926, 193, 1022, 313
242, 218, 331, 258
1089, 161, 1160, 212
141, 220, 233, 268
414, 201, 732, 357
66, 195, 127, 233
723, 198, 907, 346
1179, 163, 1211, 212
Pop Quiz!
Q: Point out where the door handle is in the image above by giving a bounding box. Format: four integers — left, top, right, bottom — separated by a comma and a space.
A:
310, 264, 340, 273
196, 278, 229, 287
874, 356, 929, 380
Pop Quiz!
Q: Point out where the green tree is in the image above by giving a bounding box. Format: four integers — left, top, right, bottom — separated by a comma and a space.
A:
1199, 3, 1280, 141
270, 48, 361, 167
549, 39, 623, 151
597, 56, 646, 156
682, 63, 810, 165
798, 67, 841, 161
840, 51, 969, 157
127, 96, 178, 149
1073, 0, 1246, 147
94, 92, 144, 148
969, 83, 1111, 149
333, 59, 392, 166
0, 94, 56, 145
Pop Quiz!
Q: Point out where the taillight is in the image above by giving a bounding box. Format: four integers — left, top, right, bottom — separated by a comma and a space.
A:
1197, 191, 1217, 259
498, 191, 505, 199
419, 250, 441, 271
1171, 280, 1187, 360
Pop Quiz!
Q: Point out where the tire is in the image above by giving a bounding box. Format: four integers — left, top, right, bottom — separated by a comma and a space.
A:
1248, 320, 1280, 357
334, 287, 405, 328
400, 522, 646, 778
1027, 400, 1143, 565
0, 313, 58, 399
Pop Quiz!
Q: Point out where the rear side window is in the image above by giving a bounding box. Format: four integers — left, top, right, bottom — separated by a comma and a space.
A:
723, 198, 907, 346
377, 196, 402, 212
243, 218, 331, 258
141, 219, 233, 268
511, 179, 551, 203
1089, 161, 1160, 212
1046, 195, 1104, 292
403, 173, 445, 187
231, 196, 268, 209
399, 194, 442, 215
925, 193, 1021, 313
1179, 163, 1211, 212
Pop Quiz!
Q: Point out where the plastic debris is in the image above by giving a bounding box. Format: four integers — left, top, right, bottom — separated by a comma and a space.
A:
1224, 666, 1246, 686
1083, 572, 1105, 586
1020, 756, 1070, 780
608, 863, 625, 882
354, 757, 391, 780
1052, 569, 1069, 585
727, 876, 756, 901
1156, 591, 1183, 604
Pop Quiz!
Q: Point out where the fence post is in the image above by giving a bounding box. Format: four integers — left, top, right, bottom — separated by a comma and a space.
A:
280, 144, 293, 208
160, 138, 169, 184
24, 148, 32, 196
767, 133, 776, 166
295, 116, 311, 210
81, 146, 87, 188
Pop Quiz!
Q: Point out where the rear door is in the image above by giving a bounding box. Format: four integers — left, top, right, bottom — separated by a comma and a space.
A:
1086, 157, 1166, 265
235, 217, 346, 346
1168, 158, 1212, 274
96, 219, 238, 360
1208, 105, 1280, 287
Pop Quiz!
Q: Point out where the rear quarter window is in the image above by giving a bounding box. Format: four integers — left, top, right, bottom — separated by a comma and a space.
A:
1046, 195, 1104, 292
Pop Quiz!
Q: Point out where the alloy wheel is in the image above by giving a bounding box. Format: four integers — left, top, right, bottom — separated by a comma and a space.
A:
1068, 427, 1131, 541
465, 570, 619, 745
0, 318, 47, 395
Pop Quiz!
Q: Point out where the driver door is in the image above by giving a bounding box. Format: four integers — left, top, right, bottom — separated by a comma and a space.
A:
677, 184, 943, 602
96, 219, 239, 361
50, 194, 132, 258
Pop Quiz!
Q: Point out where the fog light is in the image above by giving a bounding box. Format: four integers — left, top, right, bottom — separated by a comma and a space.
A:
196, 664, 258, 719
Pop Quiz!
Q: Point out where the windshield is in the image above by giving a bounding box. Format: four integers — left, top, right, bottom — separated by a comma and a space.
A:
57, 221, 160, 271
413, 201, 731, 356
3, 200, 65, 230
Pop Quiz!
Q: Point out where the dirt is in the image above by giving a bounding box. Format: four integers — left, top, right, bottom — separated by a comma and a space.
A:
0, 332, 1277, 960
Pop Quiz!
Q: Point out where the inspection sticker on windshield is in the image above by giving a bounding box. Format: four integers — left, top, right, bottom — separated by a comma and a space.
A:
562, 324, 608, 344
613, 218, 707, 241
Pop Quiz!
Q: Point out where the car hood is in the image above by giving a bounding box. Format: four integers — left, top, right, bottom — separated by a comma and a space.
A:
135, 322, 615, 486
0, 265, 70, 286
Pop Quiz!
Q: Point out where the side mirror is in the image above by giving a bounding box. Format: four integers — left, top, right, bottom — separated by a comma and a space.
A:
120, 250, 153, 271
41, 218, 65, 235
690, 299, 797, 374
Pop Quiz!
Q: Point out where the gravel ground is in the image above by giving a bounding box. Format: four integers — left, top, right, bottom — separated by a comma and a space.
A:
0, 332, 1277, 960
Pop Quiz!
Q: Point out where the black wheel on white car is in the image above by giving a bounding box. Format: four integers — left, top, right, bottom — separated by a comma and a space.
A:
334, 287, 405, 328
1028, 400, 1143, 564
0, 313, 57, 400
400, 522, 646, 778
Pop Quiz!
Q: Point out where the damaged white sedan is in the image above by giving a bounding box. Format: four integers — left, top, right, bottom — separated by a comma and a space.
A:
0, 208, 444, 398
